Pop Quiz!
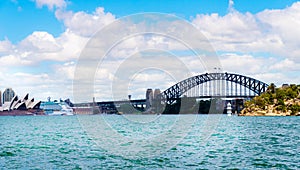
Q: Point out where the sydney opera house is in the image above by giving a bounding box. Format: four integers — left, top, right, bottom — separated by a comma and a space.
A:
0, 92, 41, 116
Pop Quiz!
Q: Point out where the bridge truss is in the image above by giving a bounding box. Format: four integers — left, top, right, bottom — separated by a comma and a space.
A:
159, 72, 269, 104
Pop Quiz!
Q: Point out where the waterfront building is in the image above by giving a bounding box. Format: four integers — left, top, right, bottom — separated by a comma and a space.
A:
0, 91, 1, 106
1, 93, 41, 111
2, 88, 15, 104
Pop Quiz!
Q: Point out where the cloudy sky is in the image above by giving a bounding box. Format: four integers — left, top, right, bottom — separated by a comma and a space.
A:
0, 0, 300, 102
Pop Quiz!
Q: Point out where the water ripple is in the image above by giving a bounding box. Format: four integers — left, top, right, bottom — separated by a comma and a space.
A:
0, 115, 299, 169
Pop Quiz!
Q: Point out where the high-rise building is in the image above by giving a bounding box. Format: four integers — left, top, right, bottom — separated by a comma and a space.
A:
2, 88, 15, 104
0, 90, 2, 106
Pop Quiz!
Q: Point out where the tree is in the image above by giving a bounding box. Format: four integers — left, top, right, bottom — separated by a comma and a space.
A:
254, 96, 266, 109
290, 104, 300, 115
277, 99, 285, 106
286, 88, 297, 99
276, 88, 286, 101
267, 83, 276, 94
297, 85, 300, 99
290, 84, 297, 91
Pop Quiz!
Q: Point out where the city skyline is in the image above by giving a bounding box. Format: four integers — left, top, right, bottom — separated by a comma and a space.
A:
1, 0, 300, 102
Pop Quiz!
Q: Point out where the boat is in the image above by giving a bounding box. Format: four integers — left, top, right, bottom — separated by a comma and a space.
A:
40, 100, 74, 116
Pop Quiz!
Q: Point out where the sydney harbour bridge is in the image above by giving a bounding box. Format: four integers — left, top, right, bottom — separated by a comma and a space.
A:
74, 72, 269, 114
157, 72, 268, 104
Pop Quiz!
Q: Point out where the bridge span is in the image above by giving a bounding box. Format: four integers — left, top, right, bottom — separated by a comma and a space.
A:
74, 72, 269, 114
157, 72, 269, 105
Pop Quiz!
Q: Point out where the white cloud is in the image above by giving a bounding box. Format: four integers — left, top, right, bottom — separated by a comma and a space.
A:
220, 53, 273, 74
0, 68, 77, 102
192, 2, 300, 61
254, 72, 299, 86
34, 0, 66, 10
228, 0, 234, 12
2, 2, 300, 102
55, 7, 115, 37
269, 58, 300, 71
53, 61, 76, 80
256, 2, 300, 60
1, 29, 90, 64
0, 72, 53, 100
0, 39, 13, 55
53, 29, 89, 61
192, 12, 261, 48
190, 2, 300, 87
19, 31, 62, 53
127, 71, 177, 99
0, 54, 33, 67
218, 53, 300, 86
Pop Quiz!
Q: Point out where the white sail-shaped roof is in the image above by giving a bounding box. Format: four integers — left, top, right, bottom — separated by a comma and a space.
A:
1, 93, 41, 111
9, 96, 19, 111
27, 100, 41, 109
26, 98, 34, 108
14, 102, 27, 110
22, 93, 29, 102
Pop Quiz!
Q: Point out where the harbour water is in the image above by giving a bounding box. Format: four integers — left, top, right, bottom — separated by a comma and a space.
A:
0, 115, 299, 169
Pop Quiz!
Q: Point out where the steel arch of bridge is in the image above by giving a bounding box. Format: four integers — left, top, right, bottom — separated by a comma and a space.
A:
159, 72, 269, 104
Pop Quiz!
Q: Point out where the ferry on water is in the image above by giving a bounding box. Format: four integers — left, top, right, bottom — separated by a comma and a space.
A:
40, 98, 74, 116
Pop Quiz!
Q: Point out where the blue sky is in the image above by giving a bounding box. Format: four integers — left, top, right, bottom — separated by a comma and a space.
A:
1, 0, 298, 43
0, 0, 300, 101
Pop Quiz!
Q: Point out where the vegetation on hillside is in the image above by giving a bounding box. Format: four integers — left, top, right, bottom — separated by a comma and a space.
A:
243, 83, 300, 115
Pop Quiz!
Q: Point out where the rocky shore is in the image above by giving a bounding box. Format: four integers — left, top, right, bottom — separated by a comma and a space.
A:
240, 98, 300, 116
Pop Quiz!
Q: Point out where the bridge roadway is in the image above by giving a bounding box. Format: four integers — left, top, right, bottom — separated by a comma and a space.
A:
74, 99, 146, 107
74, 95, 252, 107
73, 95, 250, 113
73, 99, 147, 113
